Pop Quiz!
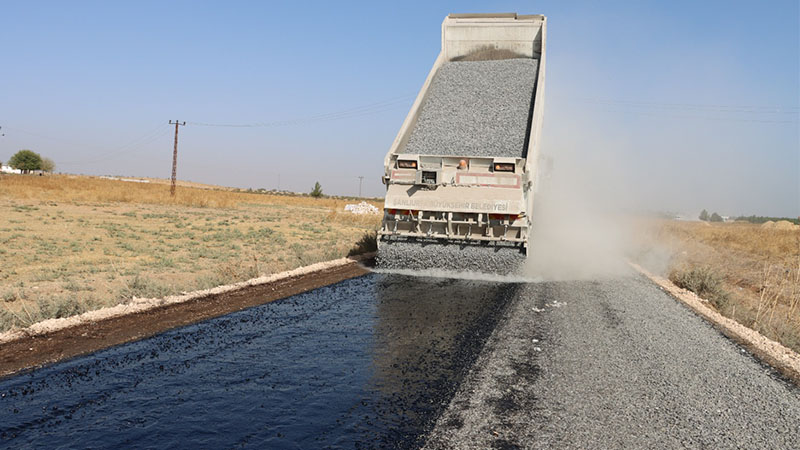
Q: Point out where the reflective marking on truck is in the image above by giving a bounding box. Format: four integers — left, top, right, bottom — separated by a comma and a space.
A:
455, 172, 521, 188
388, 198, 513, 212
391, 170, 416, 180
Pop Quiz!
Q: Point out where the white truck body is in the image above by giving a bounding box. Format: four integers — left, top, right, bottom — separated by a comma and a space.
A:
380, 13, 547, 251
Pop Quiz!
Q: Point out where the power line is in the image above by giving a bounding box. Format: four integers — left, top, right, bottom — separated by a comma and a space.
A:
5, 122, 173, 165
187, 94, 415, 128
559, 96, 799, 115
586, 107, 798, 124
58, 125, 172, 165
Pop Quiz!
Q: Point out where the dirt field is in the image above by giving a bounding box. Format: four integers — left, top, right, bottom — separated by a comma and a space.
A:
0, 174, 381, 332
635, 219, 800, 353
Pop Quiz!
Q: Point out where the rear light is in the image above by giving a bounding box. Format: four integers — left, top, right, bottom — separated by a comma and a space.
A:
493, 163, 515, 172
387, 209, 415, 216
489, 214, 518, 221
397, 160, 417, 169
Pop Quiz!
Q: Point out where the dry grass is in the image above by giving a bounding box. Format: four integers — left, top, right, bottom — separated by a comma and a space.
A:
0, 174, 382, 332
670, 266, 730, 310
347, 230, 378, 257
636, 220, 800, 352
0, 174, 369, 210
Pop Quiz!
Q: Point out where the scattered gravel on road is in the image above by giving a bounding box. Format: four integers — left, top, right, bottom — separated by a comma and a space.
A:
424, 275, 800, 449
404, 58, 539, 158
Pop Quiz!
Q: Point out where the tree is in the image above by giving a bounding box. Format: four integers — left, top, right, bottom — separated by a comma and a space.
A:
9, 150, 43, 172
710, 212, 723, 222
40, 157, 55, 173
310, 181, 323, 198
699, 209, 709, 221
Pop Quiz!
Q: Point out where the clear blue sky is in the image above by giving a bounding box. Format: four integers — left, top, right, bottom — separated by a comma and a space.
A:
1, 0, 797, 216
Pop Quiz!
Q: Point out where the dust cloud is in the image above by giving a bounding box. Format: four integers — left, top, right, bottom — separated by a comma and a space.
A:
522, 150, 670, 281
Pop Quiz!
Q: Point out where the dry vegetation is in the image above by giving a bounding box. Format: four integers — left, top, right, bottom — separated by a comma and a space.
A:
635, 220, 800, 353
0, 174, 373, 209
0, 174, 381, 332
5, 174, 795, 355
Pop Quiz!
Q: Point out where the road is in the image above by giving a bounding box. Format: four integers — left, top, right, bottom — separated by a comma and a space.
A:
1, 272, 798, 448
425, 275, 800, 448
0, 274, 516, 448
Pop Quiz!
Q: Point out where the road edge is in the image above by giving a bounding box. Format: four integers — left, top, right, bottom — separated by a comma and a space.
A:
629, 261, 800, 385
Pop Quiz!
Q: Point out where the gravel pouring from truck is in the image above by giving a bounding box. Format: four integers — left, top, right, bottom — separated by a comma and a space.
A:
379, 14, 546, 264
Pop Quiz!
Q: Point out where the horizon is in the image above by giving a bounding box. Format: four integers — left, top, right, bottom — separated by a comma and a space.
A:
1, 1, 797, 216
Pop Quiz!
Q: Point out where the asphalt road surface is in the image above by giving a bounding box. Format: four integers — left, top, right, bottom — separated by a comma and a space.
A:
1, 272, 798, 449
425, 275, 800, 449
0, 274, 517, 449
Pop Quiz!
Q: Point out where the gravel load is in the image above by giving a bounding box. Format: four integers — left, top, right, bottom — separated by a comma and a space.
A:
404, 58, 539, 158
376, 238, 525, 275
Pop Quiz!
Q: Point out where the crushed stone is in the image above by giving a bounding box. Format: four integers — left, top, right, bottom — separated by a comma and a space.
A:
404, 58, 539, 158
376, 239, 525, 275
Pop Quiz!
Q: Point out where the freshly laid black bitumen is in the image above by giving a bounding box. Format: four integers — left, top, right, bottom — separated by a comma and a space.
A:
2, 272, 799, 449
424, 275, 800, 449
0, 274, 517, 449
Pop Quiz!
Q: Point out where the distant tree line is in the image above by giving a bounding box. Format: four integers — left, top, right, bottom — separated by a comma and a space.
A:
698, 209, 723, 222
4, 149, 55, 173
698, 209, 799, 225
734, 215, 800, 225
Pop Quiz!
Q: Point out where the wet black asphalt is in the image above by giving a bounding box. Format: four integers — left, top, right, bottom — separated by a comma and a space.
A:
0, 274, 518, 449
2, 272, 799, 449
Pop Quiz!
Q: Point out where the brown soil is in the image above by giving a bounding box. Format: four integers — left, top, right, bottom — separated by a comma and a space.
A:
0, 259, 371, 378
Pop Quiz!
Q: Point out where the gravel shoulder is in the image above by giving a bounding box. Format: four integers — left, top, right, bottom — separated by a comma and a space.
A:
424, 274, 800, 449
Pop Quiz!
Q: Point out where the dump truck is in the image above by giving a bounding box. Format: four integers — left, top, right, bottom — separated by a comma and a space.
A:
377, 13, 546, 274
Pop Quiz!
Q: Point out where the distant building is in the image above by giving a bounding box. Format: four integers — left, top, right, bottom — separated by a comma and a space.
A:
0, 164, 22, 174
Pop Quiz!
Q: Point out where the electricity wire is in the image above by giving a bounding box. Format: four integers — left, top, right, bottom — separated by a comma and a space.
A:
187, 94, 415, 127
58, 127, 174, 165
557, 96, 798, 123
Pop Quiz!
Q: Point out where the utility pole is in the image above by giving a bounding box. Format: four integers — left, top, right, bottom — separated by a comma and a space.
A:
357, 176, 364, 198
169, 120, 185, 196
